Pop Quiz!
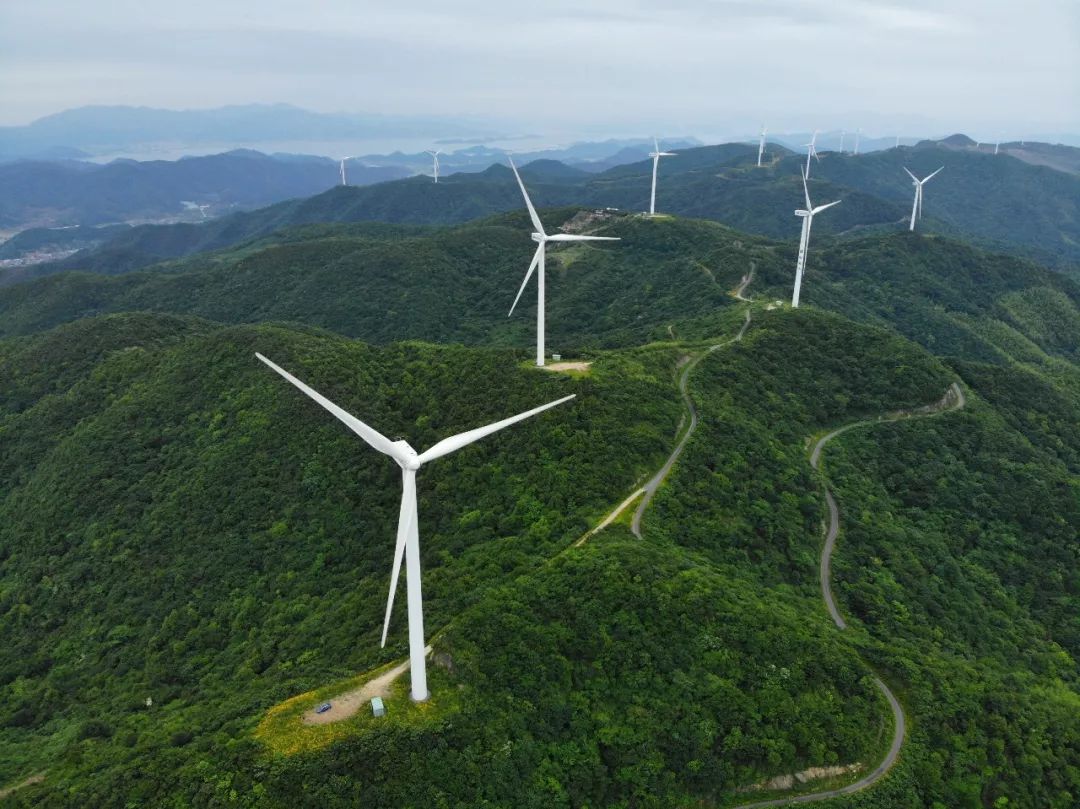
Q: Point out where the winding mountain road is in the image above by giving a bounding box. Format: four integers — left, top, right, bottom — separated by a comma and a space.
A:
735, 381, 966, 808
631, 309, 752, 538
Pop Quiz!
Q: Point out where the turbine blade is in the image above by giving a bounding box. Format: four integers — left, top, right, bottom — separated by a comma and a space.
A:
903, 167, 918, 183
801, 166, 812, 210
508, 157, 545, 236
255, 353, 409, 464
812, 199, 842, 214
417, 394, 576, 465
923, 166, 944, 182
547, 234, 621, 242
508, 244, 542, 317
381, 471, 415, 647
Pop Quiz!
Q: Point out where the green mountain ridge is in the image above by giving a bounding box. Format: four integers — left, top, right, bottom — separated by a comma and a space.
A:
2, 198, 1079, 807
13, 140, 1080, 283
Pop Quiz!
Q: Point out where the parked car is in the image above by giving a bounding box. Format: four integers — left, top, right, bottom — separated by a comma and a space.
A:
315, 702, 332, 714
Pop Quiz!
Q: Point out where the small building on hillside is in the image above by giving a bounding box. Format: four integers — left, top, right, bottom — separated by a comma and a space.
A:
371, 697, 386, 718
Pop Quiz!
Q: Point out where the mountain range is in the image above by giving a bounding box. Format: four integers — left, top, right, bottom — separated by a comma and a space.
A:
0, 150, 408, 232
0, 104, 497, 160
10, 137, 1079, 282
0, 123, 1078, 807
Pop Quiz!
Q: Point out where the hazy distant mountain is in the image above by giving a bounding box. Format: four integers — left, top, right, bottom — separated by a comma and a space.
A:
338, 137, 704, 177
923, 135, 1080, 177
13, 135, 1080, 280
0, 150, 410, 230
0, 104, 498, 159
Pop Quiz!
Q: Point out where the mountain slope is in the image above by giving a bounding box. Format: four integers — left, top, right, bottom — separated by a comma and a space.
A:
0, 214, 773, 349
0, 151, 408, 230
25, 139, 1080, 278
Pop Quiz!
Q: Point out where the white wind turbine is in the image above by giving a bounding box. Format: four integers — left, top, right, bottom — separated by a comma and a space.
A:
648, 137, 676, 215
903, 166, 944, 231
853, 128, 862, 155
757, 125, 767, 167
339, 157, 354, 186
507, 157, 620, 366
427, 150, 441, 183
255, 352, 575, 702
839, 129, 846, 154
792, 167, 840, 308
803, 131, 820, 178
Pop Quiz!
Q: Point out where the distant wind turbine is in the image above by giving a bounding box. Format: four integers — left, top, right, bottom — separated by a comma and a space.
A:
803, 131, 820, 178
994, 141, 1000, 155
791, 167, 840, 308
853, 128, 861, 155
895, 135, 900, 148
757, 125, 767, 167
427, 150, 441, 183
255, 352, 575, 702
648, 137, 676, 215
507, 157, 620, 366
339, 157, 354, 186
839, 130, 846, 154
903, 166, 944, 231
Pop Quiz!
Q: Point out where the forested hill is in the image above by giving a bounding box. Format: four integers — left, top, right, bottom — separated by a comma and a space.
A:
1, 305, 1077, 806
1, 212, 1078, 369
17, 139, 1080, 280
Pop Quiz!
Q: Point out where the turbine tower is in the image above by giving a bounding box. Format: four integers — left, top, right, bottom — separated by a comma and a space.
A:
648, 137, 676, 215
853, 128, 862, 155
757, 125, 767, 167
791, 167, 840, 308
803, 131, 820, 178
839, 129, 846, 154
903, 166, 944, 231
427, 150, 441, 183
255, 352, 575, 702
339, 157, 354, 186
507, 158, 620, 366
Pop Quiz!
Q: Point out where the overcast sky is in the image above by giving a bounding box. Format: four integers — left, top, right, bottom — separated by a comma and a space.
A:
2, 0, 1078, 137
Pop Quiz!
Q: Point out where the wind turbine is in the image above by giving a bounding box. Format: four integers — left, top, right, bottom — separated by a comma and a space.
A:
994, 141, 1000, 155
791, 167, 840, 308
427, 150, 441, 183
895, 135, 900, 148
506, 158, 619, 367
648, 137, 676, 215
903, 166, 944, 231
803, 131, 820, 178
339, 157, 354, 186
255, 352, 575, 702
757, 125, 767, 167
839, 129, 846, 154
853, 128, 861, 155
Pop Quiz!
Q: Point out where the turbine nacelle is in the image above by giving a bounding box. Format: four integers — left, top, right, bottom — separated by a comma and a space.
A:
392, 441, 422, 471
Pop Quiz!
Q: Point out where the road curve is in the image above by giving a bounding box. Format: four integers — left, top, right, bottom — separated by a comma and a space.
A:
735, 382, 965, 808
631, 309, 752, 538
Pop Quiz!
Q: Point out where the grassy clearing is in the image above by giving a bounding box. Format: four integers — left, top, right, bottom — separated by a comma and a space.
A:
255, 663, 462, 757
